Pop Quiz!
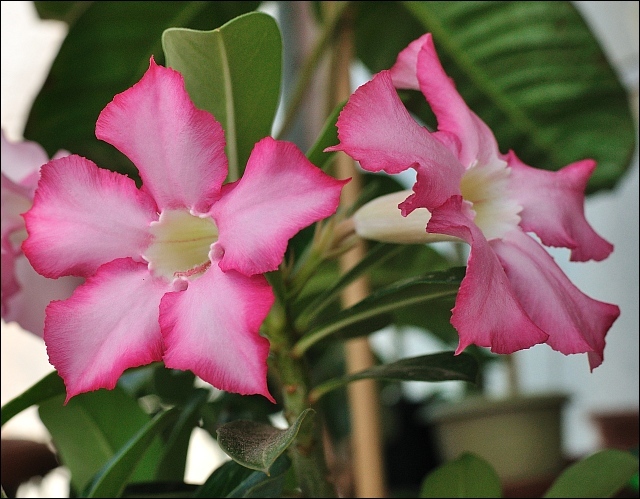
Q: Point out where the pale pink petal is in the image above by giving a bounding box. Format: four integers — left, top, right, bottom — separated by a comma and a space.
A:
325, 71, 464, 209
505, 151, 613, 262
1, 246, 19, 314
415, 34, 501, 169
45, 259, 169, 402
3, 254, 82, 338
160, 258, 275, 401
1, 129, 48, 186
492, 230, 619, 370
23, 155, 157, 278
213, 137, 346, 275
389, 33, 431, 89
427, 196, 548, 354
96, 57, 227, 213
1, 172, 32, 253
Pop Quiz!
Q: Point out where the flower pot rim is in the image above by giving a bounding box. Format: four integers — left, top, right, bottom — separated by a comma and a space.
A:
427, 392, 570, 423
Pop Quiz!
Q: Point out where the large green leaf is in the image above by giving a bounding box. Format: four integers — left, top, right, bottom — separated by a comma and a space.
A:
309, 352, 478, 402
353, 1, 635, 193
162, 12, 282, 181
1, 371, 64, 427
38, 387, 164, 493
420, 452, 503, 498
194, 455, 291, 498
83, 408, 180, 498
544, 449, 639, 498
25, 2, 261, 179
216, 409, 314, 475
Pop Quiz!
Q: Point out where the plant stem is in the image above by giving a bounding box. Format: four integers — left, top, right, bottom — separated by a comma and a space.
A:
267, 298, 336, 497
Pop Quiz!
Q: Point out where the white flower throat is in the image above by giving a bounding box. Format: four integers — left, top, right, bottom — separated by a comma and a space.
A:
459, 159, 521, 241
143, 209, 219, 280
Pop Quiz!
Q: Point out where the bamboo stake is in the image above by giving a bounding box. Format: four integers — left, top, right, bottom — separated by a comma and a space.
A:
328, 4, 387, 497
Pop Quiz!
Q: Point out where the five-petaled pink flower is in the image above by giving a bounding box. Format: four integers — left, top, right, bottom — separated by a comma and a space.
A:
1, 130, 82, 337
327, 33, 620, 370
23, 58, 346, 402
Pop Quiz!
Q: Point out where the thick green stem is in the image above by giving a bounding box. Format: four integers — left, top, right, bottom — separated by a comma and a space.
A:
267, 300, 336, 497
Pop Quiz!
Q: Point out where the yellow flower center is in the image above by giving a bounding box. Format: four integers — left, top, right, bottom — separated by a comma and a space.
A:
143, 209, 219, 280
460, 159, 521, 240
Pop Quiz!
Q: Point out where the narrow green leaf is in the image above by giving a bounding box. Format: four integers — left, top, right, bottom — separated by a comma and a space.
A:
216, 409, 314, 475
25, 2, 261, 178
305, 100, 346, 171
162, 11, 282, 181
420, 452, 503, 498
543, 449, 639, 498
1, 371, 65, 427
310, 352, 478, 402
84, 408, 179, 498
154, 388, 210, 482
194, 455, 291, 498
293, 267, 464, 356
38, 387, 164, 493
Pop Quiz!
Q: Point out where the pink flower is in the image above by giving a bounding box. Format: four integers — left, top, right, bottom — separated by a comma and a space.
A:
327, 34, 619, 370
23, 58, 346, 402
1, 130, 82, 337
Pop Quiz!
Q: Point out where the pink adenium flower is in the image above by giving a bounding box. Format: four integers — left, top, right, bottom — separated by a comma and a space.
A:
23, 58, 346, 402
1, 130, 82, 337
327, 33, 620, 370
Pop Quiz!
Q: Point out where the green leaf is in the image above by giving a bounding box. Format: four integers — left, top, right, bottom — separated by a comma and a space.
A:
34, 1, 92, 25
1, 371, 65, 427
309, 352, 478, 402
38, 387, 164, 493
84, 408, 180, 498
305, 100, 346, 171
162, 12, 282, 182
292, 267, 464, 356
194, 455, 291, 498
154, 388, 210, 482
354, 1, 635, 193
216, 408, 314, 475
543, 449, 639, 498
420, 452, 503, 498
24, 2, 261, 179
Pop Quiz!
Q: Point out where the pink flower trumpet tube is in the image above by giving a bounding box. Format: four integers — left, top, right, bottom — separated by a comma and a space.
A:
1, 130, 82, 337
23, 58, 346, 402
327, 34, 619, 370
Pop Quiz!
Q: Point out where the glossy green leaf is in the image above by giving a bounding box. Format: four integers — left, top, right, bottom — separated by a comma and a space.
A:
25, 2, 260, 179
1, 370, 64, 427
309, 352, 478, 402
305, 100, 346, 171
162, 12, 282, 182
292, 267, 465, 356
84, 408, 179, 498
194, 454, 291, 498
353, 1, 635, 193
543, 449, 639, 498
38, 387, 164, 493
216, 409, 314, 475
154, 388, 210, 482
420, 452, 502, 498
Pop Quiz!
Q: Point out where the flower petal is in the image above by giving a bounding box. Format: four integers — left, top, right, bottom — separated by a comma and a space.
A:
213, 137, 346, 275
505, 151, 613, 262
160, 258, 275, 401
3, 254, 82, 338
415, 34, 501, 169
325, 70, 464, 209
45, 259, 169, 402
1, 129, 48, 187
427, 196, 549, 354
389, 33, 431, 90
492, 229, 620, 370
23, 155, 157, 278
96, 57, 227, 213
